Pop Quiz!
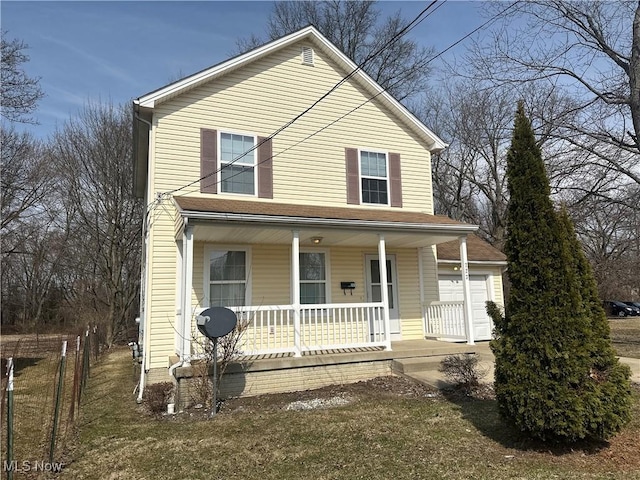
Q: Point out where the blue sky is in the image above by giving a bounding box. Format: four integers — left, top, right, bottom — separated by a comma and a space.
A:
2, 1, 488, 139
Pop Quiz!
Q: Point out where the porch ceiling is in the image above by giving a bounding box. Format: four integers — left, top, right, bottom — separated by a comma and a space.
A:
190, 223, 462, 248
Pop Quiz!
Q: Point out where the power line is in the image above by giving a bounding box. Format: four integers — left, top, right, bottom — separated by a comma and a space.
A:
150, 0, 517, 209
171, 1, 517, 199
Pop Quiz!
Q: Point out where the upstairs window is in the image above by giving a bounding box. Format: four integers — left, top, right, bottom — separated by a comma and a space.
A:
220, 133, 256, 195
360, 150, 388, 205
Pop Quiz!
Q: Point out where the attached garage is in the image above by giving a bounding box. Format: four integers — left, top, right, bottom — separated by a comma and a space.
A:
438, 274, 493, 341
435, 235, 507, 343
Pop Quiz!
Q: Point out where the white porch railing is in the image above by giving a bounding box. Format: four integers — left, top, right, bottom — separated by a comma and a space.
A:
193, 303, 386, 356
424, 301, 467, 340
300, 303, 385, 352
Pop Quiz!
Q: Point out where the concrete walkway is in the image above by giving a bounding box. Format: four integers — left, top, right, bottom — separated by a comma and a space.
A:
399, 342, 640, 388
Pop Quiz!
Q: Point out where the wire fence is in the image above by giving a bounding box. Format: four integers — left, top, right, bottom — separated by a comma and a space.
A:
1, 326, 105, 477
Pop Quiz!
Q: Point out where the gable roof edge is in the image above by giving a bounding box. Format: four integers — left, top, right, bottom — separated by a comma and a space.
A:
134, 25, 447, 152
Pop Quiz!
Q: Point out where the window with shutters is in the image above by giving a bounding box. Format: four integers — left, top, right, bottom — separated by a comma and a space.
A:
220, 132, 256, 195
360, 150, 388, 205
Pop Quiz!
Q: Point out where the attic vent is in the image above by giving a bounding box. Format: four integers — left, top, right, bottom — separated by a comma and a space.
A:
301, 46, 314, 66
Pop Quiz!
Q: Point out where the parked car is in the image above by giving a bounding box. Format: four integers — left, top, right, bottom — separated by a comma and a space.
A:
623, 302, 640, 315
605, 301, 638, 317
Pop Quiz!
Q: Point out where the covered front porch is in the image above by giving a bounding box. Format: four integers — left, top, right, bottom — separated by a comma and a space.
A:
174, 198, 482, 362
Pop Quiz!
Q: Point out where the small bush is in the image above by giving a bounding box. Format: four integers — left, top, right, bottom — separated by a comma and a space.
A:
145, 382, 174, 415
439, 354, 486, 391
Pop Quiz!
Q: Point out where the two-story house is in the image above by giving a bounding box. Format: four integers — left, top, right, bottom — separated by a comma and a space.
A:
133, 26, 506, 403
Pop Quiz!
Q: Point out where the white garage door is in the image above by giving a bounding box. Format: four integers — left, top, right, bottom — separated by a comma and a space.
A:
438, 275, 493, 341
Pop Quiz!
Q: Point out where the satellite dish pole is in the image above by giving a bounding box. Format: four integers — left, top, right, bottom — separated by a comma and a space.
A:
211, 336, 218, 417
196, 307, 238, 418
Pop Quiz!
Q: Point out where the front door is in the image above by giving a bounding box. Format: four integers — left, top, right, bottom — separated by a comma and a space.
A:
365, 255, 400, 339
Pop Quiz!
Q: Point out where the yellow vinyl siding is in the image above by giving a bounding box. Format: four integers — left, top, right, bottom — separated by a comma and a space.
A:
329, 248, 366, 303
395, 249, 423, 339
421, 246, 439, 305
251, 245, 291, 305
152, 41, 433, 211
147, 204, 181, 369
144, 38, 445, 368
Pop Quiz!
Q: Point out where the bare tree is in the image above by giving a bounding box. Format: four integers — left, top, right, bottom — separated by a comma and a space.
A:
423, 79, 579, 249
1, 31, 44, 124
51, 102, 143, 345
236, 0, 434, 101
0, 128, 53, 255
569, 185, 640, 300
464, 1, 639, 184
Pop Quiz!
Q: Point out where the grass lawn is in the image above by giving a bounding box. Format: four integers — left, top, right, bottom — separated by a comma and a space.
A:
609, 317, 640, 358
0, 334, 82, 464
60, 348, 640, 480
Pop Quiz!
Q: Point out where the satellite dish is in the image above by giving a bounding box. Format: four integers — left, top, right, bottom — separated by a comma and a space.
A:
196, 307, 237, 340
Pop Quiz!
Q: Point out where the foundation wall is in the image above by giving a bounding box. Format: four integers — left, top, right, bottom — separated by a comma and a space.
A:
175, 359, 392, 409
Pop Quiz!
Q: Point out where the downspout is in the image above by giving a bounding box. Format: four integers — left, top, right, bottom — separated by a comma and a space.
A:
136, 222, 150, 403
167, 217, 190, 411
135, 109, 153, 404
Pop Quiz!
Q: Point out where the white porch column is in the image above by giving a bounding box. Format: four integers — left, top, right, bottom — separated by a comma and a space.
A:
459, 235, 475, 345
378, 235, 392, 351
181, 224, 194, 364
418, 247, 426, 337
291, 230, 302, 357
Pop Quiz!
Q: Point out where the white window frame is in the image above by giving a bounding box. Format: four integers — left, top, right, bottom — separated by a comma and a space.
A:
299, 248, 331, 305
203, 245, 252, 307
218, 130, 258, 196
358, 148, 390, 206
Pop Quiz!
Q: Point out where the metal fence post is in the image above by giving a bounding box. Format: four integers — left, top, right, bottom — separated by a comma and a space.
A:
69, 336, 81, 422
81, 329, 90, 395
6, 358, 14, 480
49, 341, 67, 463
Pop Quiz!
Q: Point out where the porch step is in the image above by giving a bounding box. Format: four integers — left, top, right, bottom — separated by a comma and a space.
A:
392, 345, 495, 389
392, 356, 447, 375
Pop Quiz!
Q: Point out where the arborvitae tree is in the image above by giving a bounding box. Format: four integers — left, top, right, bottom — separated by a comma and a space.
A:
487, 102, 631, 442
556, 208, 631, 439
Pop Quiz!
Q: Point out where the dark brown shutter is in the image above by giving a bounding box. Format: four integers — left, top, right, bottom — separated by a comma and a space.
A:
345, 147, 360, 205
389, 152, 402, 207
257, 136, 273, 199
200, 129, 217, 194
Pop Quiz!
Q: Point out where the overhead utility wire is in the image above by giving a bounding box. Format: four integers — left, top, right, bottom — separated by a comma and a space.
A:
171, 0, 517, 197
159, 0, 441, 199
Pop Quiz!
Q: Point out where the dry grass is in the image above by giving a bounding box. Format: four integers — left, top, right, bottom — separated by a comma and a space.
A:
60, 348, 640, 480
0, 334, 81, 464
609, 317, 640, 358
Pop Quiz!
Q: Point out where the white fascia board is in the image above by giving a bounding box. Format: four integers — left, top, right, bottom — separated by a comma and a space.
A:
178, 210, 478, 235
